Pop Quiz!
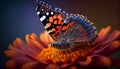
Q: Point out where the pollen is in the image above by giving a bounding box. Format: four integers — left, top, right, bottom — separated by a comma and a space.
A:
37, 45, 92, 64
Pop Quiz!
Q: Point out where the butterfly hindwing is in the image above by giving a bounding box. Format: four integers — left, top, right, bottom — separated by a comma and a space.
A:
59, 14, 98, 45
35, 0, 68, 40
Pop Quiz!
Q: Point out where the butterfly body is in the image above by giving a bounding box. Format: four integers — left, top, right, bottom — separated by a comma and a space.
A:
35, 0, 98, 50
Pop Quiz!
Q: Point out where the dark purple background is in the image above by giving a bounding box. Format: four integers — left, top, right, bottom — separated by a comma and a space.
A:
0, 0, 120, 69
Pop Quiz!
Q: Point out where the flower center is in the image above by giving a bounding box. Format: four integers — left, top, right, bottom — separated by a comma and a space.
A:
37, 45, 92, 63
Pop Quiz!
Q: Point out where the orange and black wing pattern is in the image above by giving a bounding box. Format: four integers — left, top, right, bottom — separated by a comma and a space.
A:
35, 1, 98, 44
35, 0, 68, 40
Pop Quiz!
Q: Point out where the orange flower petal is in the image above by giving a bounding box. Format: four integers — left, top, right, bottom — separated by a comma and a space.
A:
15, 38, 29, 51
5, 50, 17, 57
103, 30, 120, 44
25, 34, 44, 52
30, 33, 39, 40
7, 43, 29, 55
91, 55, 111, 67
96, 26, 111, 43
8, 44, 15, 50
40, 31, 54, 43
60, 64, 70, 68
111, 41, 120, 49
15, 38, 39, 55
6, 60, 16, 69
7, 44, 25, 56
61, 64, 77, 69
100, 41, 120, 56
13, 39, 19, 47
78, 56, 92, 66
21, 62, 37, 69
40, 31, 49, 42
25, 54, 48, 64
67, 66, 76, 69
45, 64, 60, 69
98, 56, 111, 66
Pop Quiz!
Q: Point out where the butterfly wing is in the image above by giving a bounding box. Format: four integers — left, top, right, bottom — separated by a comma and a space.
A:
35, 0, 68, 40
59, 14, 98, 47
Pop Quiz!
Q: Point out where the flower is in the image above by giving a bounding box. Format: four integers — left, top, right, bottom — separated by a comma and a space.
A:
5, 26, 120, 69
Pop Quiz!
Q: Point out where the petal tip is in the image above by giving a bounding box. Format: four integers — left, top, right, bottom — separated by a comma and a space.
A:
6, 60, 16, 69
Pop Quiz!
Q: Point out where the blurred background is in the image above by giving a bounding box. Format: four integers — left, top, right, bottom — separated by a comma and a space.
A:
0, 0, 119, 69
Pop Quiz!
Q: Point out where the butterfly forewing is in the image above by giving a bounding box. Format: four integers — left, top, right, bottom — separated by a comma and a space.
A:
35, 1, 68, 40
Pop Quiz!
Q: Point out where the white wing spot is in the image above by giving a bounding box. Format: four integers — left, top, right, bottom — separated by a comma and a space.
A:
36, 6, 38, 11
42, 9, 44, 11
37, 11, 40, 15
40, 15, 46, 22
46, 12, 49, 15
51, 12, 54, 15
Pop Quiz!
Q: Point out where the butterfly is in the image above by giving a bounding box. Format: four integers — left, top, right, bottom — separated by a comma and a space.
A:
35, 0, 98, 49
